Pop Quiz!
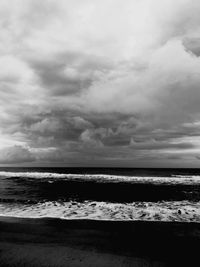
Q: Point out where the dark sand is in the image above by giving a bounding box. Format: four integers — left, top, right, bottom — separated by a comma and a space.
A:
1, 217, 200, 267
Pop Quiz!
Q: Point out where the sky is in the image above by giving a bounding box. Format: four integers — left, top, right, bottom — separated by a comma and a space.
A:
1, 0, 200, 167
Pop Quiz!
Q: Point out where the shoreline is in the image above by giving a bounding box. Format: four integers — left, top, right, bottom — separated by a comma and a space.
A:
1, 216, 200, 266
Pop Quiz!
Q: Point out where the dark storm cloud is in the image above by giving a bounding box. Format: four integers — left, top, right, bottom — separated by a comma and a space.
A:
183, 37, 200, 57
28, 115, 94, 148
28, 52, 112, 96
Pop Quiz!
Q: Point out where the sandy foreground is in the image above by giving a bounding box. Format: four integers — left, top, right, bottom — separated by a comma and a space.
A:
0, 217, 200, 267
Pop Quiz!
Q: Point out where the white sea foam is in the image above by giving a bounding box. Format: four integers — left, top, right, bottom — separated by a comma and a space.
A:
1, 171, 200, 185
0, 200, 200, 222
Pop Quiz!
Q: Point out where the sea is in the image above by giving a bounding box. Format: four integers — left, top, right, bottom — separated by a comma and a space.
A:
0, 167, 200, 222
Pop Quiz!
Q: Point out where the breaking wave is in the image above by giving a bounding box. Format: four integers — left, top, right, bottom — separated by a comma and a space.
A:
1, 171, 200, 185
0, 200, 200, 222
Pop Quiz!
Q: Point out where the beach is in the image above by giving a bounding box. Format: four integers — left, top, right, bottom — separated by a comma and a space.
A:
1, 168, 200, 266
1, 217, 200, 267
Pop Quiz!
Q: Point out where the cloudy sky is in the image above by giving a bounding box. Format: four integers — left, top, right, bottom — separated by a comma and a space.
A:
1, 0, 200, 167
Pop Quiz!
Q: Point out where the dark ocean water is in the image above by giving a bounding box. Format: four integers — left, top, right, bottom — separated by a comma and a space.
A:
0, 167, 200, 222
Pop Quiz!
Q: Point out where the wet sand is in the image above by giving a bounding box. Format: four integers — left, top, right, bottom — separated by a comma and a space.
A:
0, 217, 200, 267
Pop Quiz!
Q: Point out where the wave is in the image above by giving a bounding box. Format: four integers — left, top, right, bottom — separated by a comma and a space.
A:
1, 171, 200, 185
0, 198, 38, 204
0, 200, 200, 222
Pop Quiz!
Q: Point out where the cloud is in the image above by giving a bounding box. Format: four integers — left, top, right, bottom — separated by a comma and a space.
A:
1, 0, 200, 166
183, 37, 200, 57
0, 146, 35, 164
28, 52, 112, 96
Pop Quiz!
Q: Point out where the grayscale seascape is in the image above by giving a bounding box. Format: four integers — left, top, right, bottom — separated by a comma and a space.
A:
1, 1, 200, 266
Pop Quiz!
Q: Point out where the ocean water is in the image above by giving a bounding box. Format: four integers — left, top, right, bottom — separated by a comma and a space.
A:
0, 167, 200, 222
